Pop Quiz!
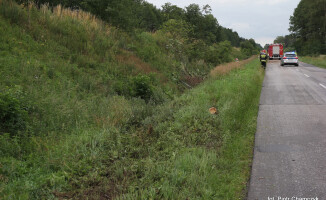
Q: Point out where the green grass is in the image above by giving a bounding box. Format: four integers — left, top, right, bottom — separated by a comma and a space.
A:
116, 59, 264, 199
0, 1, 264, 199
300, 55, 326, 69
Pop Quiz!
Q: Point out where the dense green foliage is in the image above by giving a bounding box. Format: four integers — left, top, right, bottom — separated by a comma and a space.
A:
1, 0, 263, 199
273, 35, 297, 52
241, 39, 260, 58
274, 0, 326, 55
289, 0, 326, 55
0, 87, 29, 136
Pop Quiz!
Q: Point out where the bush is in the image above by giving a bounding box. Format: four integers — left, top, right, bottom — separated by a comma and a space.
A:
113, 79, 132, 97
0, 89, 28, 136
301, 39, 322, 56
205, 41, 232, 65
131, 74, 153, 102
240, 40, 259, 58
113, 75, 163, 103
186, 39, 207, 61
0, 0, 28, 25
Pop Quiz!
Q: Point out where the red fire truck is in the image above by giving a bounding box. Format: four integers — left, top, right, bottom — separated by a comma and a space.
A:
268, 44, 283, 60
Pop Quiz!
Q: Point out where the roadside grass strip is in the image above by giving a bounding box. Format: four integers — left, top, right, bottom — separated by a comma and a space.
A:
210, 56, 255, 77
119, 59, 264, 199
300, 55, 326, 69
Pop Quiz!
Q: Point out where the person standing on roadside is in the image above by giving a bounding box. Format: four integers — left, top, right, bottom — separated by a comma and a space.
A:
260, 51, 268, 69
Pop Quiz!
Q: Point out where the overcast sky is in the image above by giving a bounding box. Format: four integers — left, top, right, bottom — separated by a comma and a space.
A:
147, 0, 301, 47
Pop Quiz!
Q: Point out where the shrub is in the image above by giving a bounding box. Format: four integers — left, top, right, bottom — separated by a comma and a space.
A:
186, 39, 207, 61
0, 0, 28, 25
240, 40, 259, 58
135, 32, 162, 62
301, 39, 322, 56
113, 79, 132, 97
113, 75, 163, 104
0, 89, 28, 136
131, 74, 153, 102
205, 41, 232, 65
159, 19, 192, 40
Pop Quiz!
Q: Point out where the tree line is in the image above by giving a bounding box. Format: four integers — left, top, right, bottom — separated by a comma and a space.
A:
15, 0, 261, 54
274, 0, 325, 55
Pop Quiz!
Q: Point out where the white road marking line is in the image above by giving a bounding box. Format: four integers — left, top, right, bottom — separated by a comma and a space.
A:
304, 74, 310, 77
319, 83, 326, 89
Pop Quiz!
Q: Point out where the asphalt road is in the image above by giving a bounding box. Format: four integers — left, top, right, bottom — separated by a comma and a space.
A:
248, 60, 326, 200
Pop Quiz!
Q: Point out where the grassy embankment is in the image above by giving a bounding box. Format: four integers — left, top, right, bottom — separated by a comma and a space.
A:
0, 1, 264, 199
300, 55, 326, 69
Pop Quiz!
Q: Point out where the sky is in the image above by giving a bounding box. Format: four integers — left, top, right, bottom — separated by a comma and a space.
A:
147, 0, 301, 47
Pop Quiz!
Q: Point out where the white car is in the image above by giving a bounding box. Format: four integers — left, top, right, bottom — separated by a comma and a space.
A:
281, 52, 299, 66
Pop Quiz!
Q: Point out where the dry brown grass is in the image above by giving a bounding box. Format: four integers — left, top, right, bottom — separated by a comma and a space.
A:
116, 51, 169, 83
53, 5, 94, 22
24, 2, 105, 33
40, 4, 49, 15
116, 51, 168, 83
181, 76, 204, 87
210, 56, 256, 77
117, 53, 157, 74
53, 4, 102, 31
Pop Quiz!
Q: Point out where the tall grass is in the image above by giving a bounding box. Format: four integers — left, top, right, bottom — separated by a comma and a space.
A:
300, 55, 326, 69
115, 59, 264, 199
210, 56, 255, 77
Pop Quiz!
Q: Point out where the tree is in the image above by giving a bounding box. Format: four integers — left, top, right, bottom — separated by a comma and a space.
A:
159, 19, 192, 39
273, 34, 297, 52
205, 41, 232, 65
220, 27, 242, 47
185, 4, 221, 44
138, 2, 163, 31
289, 0, 326, 54
240, 39, 259, 57
158, 19, 193, 60
274, 36, 285, 44
161, 3, 185, 21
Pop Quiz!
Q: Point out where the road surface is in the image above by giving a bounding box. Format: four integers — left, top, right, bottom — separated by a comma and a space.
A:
248, 60, 326, 199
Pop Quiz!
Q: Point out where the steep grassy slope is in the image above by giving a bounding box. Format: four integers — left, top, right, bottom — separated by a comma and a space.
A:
0, 2, 176, 198
0, 1, 264, 199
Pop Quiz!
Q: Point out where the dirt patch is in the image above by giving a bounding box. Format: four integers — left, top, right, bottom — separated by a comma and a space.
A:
181, 75, 204, 87
210, 56, 256, 77
116, 50, 168, 83
116, 54, 157, 74
54, 178, 120, 200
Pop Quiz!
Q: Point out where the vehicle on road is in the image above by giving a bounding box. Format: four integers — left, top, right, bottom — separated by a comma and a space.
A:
268, 44, 283, 60
281, 52, 299, 66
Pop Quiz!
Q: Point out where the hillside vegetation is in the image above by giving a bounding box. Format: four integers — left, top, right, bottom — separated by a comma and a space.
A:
0, 0, 263, 199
